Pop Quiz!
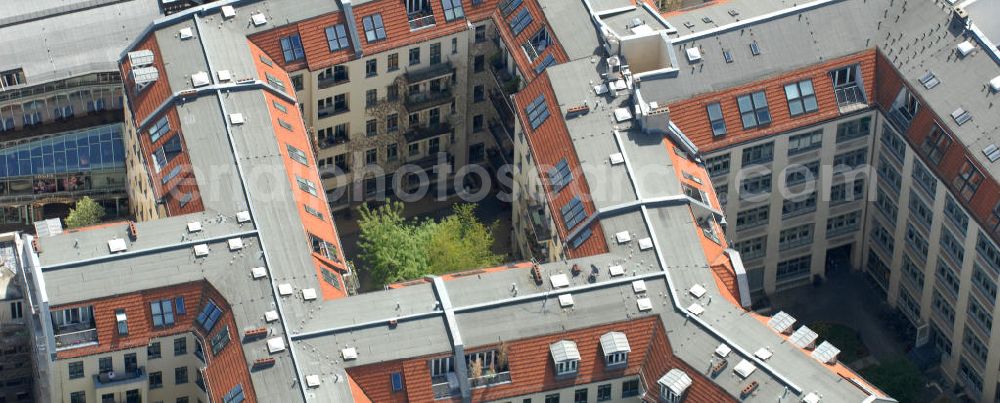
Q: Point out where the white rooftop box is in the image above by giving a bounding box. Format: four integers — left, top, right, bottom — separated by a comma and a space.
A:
251, 13, 267, 26
236, 210, 251, 223
108, 238, 127, 253
228, 238, 244, 251
341, 347, 358, 360
266, 337, 286, 353
302, 288, 318, 301
609, 265, 625, 277
714, 343, 731, 358
685, 47, 702, 62
688, 284, 706, 298
179, 27, 193, 40
194, 243, 209, 257
957, 40, 974, 57
990, 75, 1000, 93
187, 221, 202, 233
636, 297, 653, 311
277, 283, 293, 296
305, 375, 320, 388
733, 359, 756, 378
221, 5, 236, 18
558, 294, 574, 307
251, 267, 267, 279
550, 273, 569, 288
217, 70, 232, 82
638, 237, 653, 250
229, 113, 245, 125
264, 310, 279, 322
632, 280, 646, 293
609, 153, 624, 165
686, 303, 705, 315
191, 71, 210, 87
615, 231, 631, 244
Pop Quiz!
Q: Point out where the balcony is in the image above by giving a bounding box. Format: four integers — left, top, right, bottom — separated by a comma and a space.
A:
54, 326, 98, 351
404, 61, 455, 84
319, 164, 351, 179
408, 10, 436, 31
527, 203, 552, 243
93, 367, 146, 389
317, 105, 349, 119
405, 88, 454, 111
318, 134, 350, 149
834, 85, 866, 112
404, 121, 452, 143
317, 76, 349, 90
431, 371, 512, 399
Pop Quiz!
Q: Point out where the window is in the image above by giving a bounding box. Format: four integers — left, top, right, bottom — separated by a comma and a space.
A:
99, 357, 112, 374
976, 235, 1000, 274
176, 297, 185, 315
548, 159, 572, 192
475, 25, 487, 43
304, 204, 324, 220
555, 359, 578, 375
365, 148, 377, 165
176, 366, 188, 385
280, 34, 305, 62
830, 179, 864, 205
175, 337, 187, 356
223, 384, 245, 403
574, 389, 587, 403
287, 144, 309, 166
735, 235, 767, 260
510, 9, 534, 35
785, 161, 819, 186
430, 43, 441, 65
972, 264, 997, 302
780, 224, 813, 250
909, 191, 933, 229
211, 326, 231, 356
867, 249, 891, 289
441, 0, 465, 20
474, 85, 485, 102
150, 371, 163, 389
705, 154, 730, 177
911, 159, 937, 196
1, 68, 25, 87
474, 55, 485, 73
561, 196, 586, 230
870, 221, 894, 254
366, 89, 377, 107
388, 53, 399, 71
409, 47, 421, 65
622, 379, 640, 397
272, 100, 288, 113
524, 28, 551, 60
787, 130, 822, 155
387, 113, 399, 132
968, 298, 993, 334
782, 192, 816, 217
944, 195, 969, 235
953, 159, 983, 201
116, 309, 128, 336
874, 187, 898, 224
881, 125, 906, 161
741, 142, 773, 166
706, 102, 726, 136
784, 80, 818, 116
940, 228, 965, 265
10, 301, 22, 319
525, 94, 550, 129
902, 256, 925, 290
737, 91, 771, 129
409, 142, 420, 156
597, 384, 612, 401
362, 14, 387, 42
472, 114, 484, 132
736, 205, 769, 230
366, 59, 377, 77
919, 125, 951, 167
196, 300, 222, 331
297, 176, 318, 195
740, 173, 772, 198
545, 394, 560, 403
877, 155, 902, 192
152, 134, 183, 173
906, 223, 929, 261
325, 24, 350, 50
836, 116, 871, 142
500, 0, 523, 15
777, 255, 811, 282
149, 116, 170, 143
70, 392, 86, 403
148, 342, 161, 359
69, 361, 84, 379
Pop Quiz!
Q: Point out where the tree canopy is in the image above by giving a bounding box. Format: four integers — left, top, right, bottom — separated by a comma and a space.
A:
65, 196, 106, 228
357, 202, 502, 287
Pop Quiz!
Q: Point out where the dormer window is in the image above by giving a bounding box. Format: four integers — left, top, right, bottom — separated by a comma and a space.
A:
549, 340, 580, 377
600, 331, 631, 368
658, 369, 692, 403
116, 309, 128, 336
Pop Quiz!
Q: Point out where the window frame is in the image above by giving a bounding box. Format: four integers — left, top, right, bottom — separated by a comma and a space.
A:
736, 90, 771, 129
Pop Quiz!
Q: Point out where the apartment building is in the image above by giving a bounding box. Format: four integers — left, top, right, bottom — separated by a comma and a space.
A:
0, 1, 162, 230
0, 233, 32, 402
505, 0, 1000, 400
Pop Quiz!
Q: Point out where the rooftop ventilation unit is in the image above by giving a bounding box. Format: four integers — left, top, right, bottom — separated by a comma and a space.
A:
802, 392, 821, 403
305, 375, 321, 388
613, 107, 633, 122
688, 284, 706, 298
636, 297, 653, 311
341, 347, 358, 360
919, 71, 940, 89
687, 302, 705, 315
236, 211, 251, 223
277, 283, 293, 296
990, 75, 1000, 93
264, 310, 279, 322
686, 47, 702, 63
128, 50, 155, 67
951, 107, 972, 125
217, 70, 232, 82
191, 71, 210, 87
767, 311, 796, 334
266, 337, 286, 353
749, 41, 760, 56
609, 265, 625, 276
638, 237, 653, 250
609, 153, 624, 165
179, 27, 193, 40
714, 343, 731, 358
983, 144, 1000, 163
108, 238, 128, 253
221, 5, 236, 18
251, 267, 267, 279
229, 113, 245, 125
632, 280, 647, 293
615, 231, 631, 244
957, 41, 975, 57
790, 325, 819, 349
811, 341, 840, 364
194, 244, 209, 257
228, 238, 244, 251
132, 67, 159, 92
550, 273, 569, 288
558, 294, 574, 307
754, 347, 773, 360
251, 13, 267, 26
187, 221, 202, 233
733, 359, 756, 378
302, 288, 318, 301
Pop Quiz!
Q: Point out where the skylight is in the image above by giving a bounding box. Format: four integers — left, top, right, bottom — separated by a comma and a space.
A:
570, 227, 592, 248
196, 300, 223, 331
363, 14, 387, 43
534, 54, 556, 74
548, 159, 572, 192
499, 0, 523, 16
525, 94, 550, 129
919, 71, 940, 90
325, 24, 350, 51
560, 196, 586, 229
510, 9, 533, 36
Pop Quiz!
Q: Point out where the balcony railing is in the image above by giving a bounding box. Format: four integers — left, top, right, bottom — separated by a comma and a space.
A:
469, 371, 512, 388
527, 203, 552, 243
408, 11, 436, 30
317, 106, 349, 119
834, 85, 866, 108
93, 367, 146, 389
317, 76, 349, 90
431, 371, 512, 399
319, 164, 351, 179
404, 122, 452, 143
404, 61, 455, 83
318, 135, 350, 149
405, 88, 454, 111
54, 327, 98, 351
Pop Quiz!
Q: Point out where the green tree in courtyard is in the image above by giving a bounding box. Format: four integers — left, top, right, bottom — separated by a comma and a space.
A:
357, 202, 502, 286
65, 196, 106, 228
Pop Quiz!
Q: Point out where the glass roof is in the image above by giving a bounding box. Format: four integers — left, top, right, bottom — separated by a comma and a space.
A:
0, 123, 124, 179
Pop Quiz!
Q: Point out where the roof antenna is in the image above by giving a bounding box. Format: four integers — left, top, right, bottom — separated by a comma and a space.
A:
511, 283, 518, 297
73, 239, 79, 248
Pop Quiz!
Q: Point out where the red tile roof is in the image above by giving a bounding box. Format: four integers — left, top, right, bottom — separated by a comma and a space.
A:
492, 0, 570, 81
513, 72, 609, 258
667, 50, 877, 153
121, 34, 174, 125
